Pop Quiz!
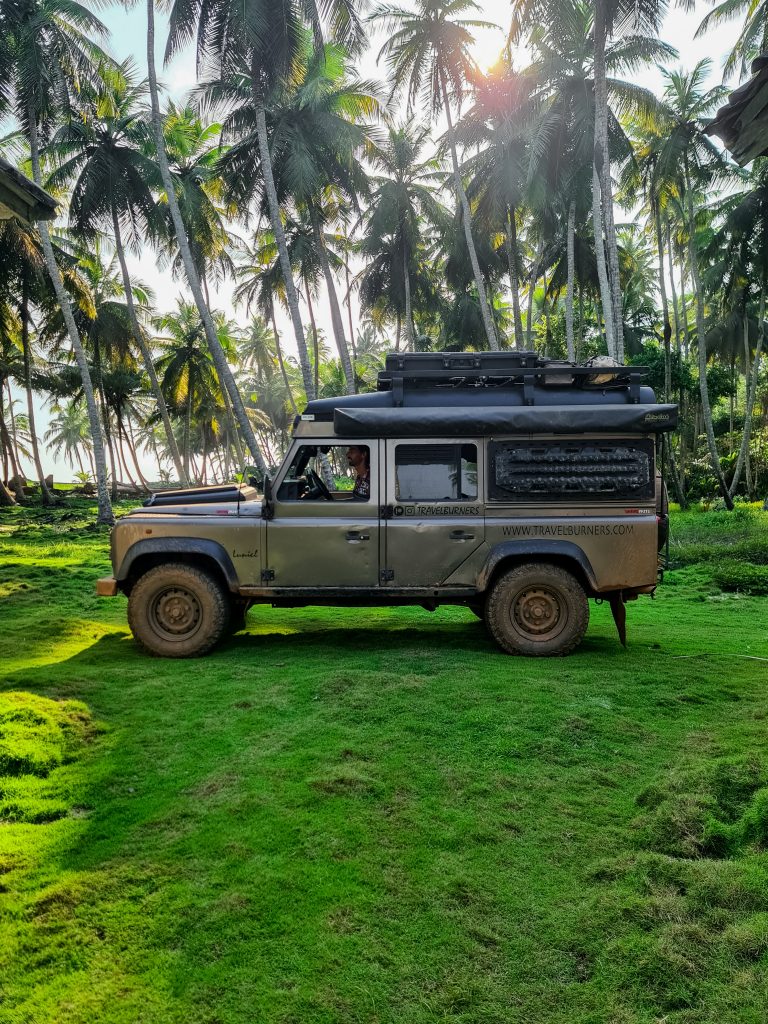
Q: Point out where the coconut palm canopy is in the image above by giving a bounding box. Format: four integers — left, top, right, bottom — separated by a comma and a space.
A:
1, 0, 768, 513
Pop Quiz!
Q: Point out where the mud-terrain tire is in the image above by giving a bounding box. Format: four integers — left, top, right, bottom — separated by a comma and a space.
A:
485, 563, 589, 656
128, 562, 230, 657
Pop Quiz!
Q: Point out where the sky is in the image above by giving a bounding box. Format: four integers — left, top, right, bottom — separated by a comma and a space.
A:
7, 0, 744, 480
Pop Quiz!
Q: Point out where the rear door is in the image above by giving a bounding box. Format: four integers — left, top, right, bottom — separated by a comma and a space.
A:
383, 439, 485, 587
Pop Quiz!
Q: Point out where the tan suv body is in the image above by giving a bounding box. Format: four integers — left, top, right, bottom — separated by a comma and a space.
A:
98, 352, 676, 657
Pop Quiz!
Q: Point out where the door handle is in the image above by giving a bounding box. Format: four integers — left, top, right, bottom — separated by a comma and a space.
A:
346, 531, 370, 542
450, 530, 475, 541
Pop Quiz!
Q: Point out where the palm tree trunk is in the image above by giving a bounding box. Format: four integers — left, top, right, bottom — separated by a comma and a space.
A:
97, 375, 118, 501
20, 273, 53, 504
679, 249, 691, 360
146, 0, 268, 476
507, 206, 524, 350
666, 219, 680, 355
526, 241, 543, 349
593, 0, 624, 361
0, 383, 23, 489
592, 166, 615, 359
743, 314, 753, 494
116, 416, 138, 489
403, 246, 415, 350
124, 415, 151, 492
185, 386, 191, 483
110, 201, 187, 486
655, 207, 672, 402
220, 386, 246, 472
5, 379, 26, 482
26, 105, 112, 523
305, 291, 320, 399
250, 88, 314, 400
309, 205, 355, 394
270, 308, 298, 417
440, 74, 498, 351
343, 231, 357, 361
730, 277, 765, 498
565, 198, 576, 362
684, 156, 733, 508
0, 394, 15, 505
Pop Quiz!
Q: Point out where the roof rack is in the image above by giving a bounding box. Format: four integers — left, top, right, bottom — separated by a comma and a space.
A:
378, 352, 648, 407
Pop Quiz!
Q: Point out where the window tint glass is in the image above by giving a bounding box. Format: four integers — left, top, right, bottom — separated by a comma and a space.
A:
395, 444, 477, 501
277, 444, 372, 501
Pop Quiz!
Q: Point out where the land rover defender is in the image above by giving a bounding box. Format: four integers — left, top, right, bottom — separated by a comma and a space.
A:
96, 351, 677, 657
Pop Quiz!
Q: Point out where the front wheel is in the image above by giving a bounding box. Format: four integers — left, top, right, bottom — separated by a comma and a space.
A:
485, 563, 589, 656
128, 562, 230, 657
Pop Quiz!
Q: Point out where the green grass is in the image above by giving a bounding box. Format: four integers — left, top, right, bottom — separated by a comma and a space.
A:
1, 501, 767, 1023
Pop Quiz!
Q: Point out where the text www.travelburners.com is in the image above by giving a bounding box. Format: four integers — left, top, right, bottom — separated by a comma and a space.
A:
502, 523, 635, 537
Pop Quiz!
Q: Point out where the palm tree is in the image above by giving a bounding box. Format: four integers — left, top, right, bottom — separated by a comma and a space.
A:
657, 61, 735, 508
44, 399, 93, 474
3, 0, 113, 521
527, 0, 674, 360
165, 0, 365, 405
155, 299, 225, 481
211, 39, 379, 394
141, 0, 267, 478
46, 59, 188, 485
359, 123, 446, 350
159, 101, 235, 302
708, 166, 768, 497
458, 60, 538, 350
372, 0, 501, 350
697, 0, 768, 81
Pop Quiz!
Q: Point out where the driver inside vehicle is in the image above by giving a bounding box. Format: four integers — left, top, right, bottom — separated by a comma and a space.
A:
277, 444, 372, 501
347, 445, 370, 501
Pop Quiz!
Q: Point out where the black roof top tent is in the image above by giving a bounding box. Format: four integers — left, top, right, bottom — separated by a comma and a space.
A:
300, 351, 678, 436
0, 157, 58, 224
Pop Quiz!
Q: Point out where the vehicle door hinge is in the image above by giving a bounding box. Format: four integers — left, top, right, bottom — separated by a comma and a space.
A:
379, 504, 394, 519
261, 569, 275, 582
380, 568, 395, 582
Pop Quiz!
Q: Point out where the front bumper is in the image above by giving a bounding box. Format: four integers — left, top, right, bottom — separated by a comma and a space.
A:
96, 576, 118, 597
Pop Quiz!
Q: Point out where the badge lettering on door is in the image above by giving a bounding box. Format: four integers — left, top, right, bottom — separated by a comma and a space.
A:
395, 505, 481, 517
232, 549, 259, 558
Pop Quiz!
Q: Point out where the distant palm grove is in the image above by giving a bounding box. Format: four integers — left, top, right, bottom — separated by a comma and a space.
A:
0, 0, 767, 523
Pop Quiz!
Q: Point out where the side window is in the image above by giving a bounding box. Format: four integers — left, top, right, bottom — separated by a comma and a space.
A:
395, 444, 477, 501
277, 444, 372, 502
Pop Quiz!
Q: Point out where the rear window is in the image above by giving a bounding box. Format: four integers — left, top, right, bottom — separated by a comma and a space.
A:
488, 439, 654, 502
395, 444, 478, 501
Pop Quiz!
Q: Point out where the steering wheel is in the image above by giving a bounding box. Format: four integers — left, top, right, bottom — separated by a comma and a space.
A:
306, 467, 333, 501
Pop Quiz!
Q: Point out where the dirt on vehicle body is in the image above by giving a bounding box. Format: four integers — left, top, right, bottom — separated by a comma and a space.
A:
98, 351, 676, 657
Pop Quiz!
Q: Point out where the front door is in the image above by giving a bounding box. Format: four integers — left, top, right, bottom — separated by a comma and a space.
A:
384, 439, 485, 587
265, 440, 380, 588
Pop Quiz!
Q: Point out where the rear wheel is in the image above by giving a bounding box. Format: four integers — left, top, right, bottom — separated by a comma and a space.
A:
128, 562, 230, 657
485, 563, 589, 656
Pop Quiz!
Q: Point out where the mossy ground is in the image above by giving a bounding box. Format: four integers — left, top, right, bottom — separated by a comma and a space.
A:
1, 501, 767, 1023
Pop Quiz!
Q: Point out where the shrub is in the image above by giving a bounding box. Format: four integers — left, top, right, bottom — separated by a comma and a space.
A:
713, 562, 768, 595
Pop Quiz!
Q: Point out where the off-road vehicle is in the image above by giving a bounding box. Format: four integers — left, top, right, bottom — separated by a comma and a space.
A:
97, 351, 676, 657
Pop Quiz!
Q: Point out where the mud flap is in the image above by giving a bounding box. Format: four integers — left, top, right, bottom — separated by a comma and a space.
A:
608, 592, 627, 648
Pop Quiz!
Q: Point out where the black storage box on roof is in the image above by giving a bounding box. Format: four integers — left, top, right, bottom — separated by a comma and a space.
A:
298, 351, 678, 435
